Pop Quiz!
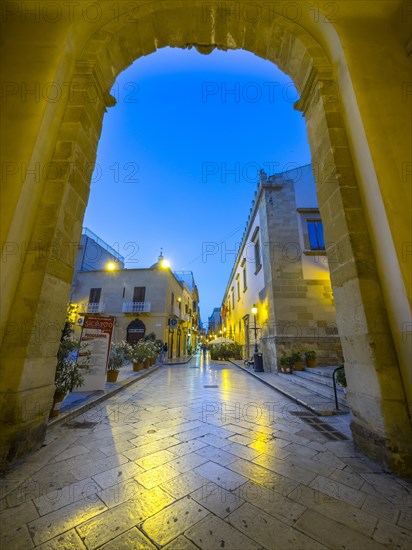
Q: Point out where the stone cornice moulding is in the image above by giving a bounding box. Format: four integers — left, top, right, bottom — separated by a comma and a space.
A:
74, 60, 117, 109
294, 66, 335, 114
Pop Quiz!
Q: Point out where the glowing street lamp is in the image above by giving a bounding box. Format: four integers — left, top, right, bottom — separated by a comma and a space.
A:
158, 249, 170, 269
160, 258, 170, 269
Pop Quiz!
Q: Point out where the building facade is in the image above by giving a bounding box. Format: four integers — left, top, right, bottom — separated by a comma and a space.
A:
222, 165, 342, 371
70, 234, 200, 359
207, 308, 222, 337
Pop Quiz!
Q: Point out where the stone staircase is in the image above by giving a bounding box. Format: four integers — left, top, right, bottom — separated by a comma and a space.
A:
232, 360, 350, 416
278, 365, 349, 413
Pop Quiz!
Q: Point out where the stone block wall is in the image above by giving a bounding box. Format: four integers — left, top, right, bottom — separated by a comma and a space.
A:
258, 176, 343, 372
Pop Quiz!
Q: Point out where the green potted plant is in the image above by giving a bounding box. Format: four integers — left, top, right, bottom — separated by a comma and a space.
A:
155, 339, 164, 355
141, 335, 159, 366
50, 306, 90, 418
279, 355, 293, 374
107, 341, 131, 382
210, 346, 219, 360
147, 340, 158, 366
130, 342, 145, 371
291, 351, 304, 371
136, 340, 152, 368
304, 350, 317, 368
52, 341, 90, 413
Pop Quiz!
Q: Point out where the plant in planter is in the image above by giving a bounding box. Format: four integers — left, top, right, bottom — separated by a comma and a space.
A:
290, 351, 304, 371
50, 306, 90, 418
335, 366, 347, 393
304, 350, 317, 368
147, 341, 159, 365
107, 341, 132, 382
154, 339, 164, 354
279, 355, 293, 374
137, 340, 156, 367
140, 335, 160, 365
52, 341, 89, 416
130, 343, 145, 371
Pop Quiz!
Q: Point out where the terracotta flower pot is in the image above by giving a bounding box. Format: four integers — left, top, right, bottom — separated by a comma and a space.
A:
293, 361, 304, 371
143, 360, 150, 369
107, 369, 119, 382
306, 358, 317, 368
133, 362, 143, 372
49, 392, 66, 418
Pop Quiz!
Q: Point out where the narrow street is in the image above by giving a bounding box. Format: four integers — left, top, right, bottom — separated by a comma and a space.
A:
1, 356, 411, 549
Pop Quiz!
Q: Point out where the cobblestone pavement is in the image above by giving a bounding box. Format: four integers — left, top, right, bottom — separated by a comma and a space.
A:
1, 355, 412, 549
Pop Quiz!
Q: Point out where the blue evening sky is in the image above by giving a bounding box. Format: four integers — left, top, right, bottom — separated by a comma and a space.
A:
83, 47, 311, 324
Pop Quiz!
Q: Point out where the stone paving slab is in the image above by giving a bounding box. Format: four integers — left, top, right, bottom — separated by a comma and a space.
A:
1, 356, 411, 549
48, 362, 163, 428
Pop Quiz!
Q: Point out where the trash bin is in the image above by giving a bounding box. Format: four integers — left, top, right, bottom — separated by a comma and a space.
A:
254, 352, 264, 372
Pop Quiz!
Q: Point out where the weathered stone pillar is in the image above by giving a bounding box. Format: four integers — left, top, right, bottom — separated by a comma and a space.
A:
296, 69, 412, 474
0, 61, 113, 469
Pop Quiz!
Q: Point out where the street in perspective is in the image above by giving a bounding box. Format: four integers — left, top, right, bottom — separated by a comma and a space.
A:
1, 354, 411, 549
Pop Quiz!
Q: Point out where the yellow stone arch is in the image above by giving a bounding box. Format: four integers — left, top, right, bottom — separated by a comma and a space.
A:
1, 1, 411, 473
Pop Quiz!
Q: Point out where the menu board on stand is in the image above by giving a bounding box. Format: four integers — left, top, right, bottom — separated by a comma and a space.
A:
77, 315, 115, 391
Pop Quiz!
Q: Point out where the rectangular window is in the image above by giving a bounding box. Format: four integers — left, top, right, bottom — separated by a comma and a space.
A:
236, 275, 240, 301
133, 287, 146, 303
254, 239, 261, 272
89, 288, 101, 304
307, 220, 325, 250
242, 264, 247, 291
171, 292, 174, 308
231, 288, 235, 308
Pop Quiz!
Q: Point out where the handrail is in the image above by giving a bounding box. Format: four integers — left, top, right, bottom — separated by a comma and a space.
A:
333, 366, 345, 411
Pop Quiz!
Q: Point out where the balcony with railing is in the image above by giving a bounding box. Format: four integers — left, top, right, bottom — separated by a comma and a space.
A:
169, 305, 182, 318
80, 302, 106, 314
122, 301, 151, 313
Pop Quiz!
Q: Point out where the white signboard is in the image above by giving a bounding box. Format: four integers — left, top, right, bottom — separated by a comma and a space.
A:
77, 315, 115, 391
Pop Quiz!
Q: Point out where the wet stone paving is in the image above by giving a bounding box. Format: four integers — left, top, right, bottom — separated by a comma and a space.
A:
1, 355, 412, 549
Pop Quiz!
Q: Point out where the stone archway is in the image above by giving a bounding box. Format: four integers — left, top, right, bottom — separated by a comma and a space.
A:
1, 2, 411, 474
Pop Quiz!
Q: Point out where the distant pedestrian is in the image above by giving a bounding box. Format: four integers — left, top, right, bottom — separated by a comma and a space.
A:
161, 343, 168, 363
202, 344, 207, 357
